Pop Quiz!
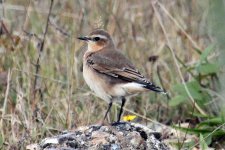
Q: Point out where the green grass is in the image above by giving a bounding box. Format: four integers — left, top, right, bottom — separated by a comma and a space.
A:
0, 0, 224, 149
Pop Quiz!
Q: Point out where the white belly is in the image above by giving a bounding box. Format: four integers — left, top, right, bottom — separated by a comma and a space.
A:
83, 64, 111, 102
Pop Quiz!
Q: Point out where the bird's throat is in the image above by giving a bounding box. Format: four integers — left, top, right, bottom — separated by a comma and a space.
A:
87, 42, 105, 52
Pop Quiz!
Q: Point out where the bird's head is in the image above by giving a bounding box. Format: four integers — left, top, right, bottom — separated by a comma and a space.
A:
78, 29, 114, 52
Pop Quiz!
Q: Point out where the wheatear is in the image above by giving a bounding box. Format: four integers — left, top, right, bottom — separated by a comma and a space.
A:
78, 29, 166, 123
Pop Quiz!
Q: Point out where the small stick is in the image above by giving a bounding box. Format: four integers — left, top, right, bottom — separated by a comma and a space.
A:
32, 0, 54, 108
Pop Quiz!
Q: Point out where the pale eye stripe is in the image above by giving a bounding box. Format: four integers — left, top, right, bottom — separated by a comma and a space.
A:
91, 34, 107, 40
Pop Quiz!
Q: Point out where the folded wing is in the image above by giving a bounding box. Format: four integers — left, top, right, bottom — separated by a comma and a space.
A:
87, 51, 166, 94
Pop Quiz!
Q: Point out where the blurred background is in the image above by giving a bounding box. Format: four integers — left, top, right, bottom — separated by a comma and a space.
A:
0, 0, 224, 149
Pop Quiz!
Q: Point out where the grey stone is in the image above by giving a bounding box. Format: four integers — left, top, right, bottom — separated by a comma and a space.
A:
37, 122, 170, 150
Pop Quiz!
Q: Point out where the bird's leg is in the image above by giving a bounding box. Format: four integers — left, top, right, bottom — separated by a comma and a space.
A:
117, 97, 126, 123
102, 100, 112, 124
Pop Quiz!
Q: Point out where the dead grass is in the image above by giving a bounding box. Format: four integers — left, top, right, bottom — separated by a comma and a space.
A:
0, 0, 223, 149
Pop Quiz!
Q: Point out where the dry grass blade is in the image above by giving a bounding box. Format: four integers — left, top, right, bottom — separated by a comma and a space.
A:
0, 69, 11, 138
190, 122, 225, 149
157, 1, 201, 50
152, 1, 206, 116
0, 0, 222, 149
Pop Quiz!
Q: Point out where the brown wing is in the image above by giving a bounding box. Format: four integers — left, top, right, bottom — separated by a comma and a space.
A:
86, 49, 165, 93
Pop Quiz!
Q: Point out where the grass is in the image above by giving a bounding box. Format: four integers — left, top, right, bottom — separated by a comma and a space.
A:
0, 0, 224, 149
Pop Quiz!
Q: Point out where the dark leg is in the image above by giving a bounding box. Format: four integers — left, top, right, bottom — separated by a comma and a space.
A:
103, 100, 112, 123
117, 97, 126, 123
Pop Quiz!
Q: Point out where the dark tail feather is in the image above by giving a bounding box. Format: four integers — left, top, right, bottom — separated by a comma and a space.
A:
144, 83, 167, 94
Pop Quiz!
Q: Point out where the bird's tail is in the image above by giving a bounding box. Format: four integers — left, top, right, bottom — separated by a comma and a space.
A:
144, 83, 167, 94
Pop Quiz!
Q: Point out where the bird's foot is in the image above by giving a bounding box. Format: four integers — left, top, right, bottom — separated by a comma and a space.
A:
111, 121, 128, 126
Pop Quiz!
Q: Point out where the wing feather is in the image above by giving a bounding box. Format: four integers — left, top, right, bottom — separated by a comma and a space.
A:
86, 51, 165, 93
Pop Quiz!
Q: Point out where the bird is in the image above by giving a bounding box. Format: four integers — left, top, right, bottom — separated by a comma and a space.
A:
78, 29, 166, 124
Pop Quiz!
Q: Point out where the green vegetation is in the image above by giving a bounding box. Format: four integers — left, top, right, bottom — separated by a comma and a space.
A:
0, 0, 224, 149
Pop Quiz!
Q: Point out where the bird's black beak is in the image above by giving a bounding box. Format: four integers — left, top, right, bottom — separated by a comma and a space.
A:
77, 36, 91, 41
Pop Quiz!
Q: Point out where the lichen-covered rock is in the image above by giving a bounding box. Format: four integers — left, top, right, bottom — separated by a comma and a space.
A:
27, 122, 170, 150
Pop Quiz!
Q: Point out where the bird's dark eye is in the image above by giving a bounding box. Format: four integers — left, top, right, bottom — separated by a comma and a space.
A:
93, 37, 100, 41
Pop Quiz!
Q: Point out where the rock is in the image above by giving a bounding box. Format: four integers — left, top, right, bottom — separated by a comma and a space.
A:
26, 122, 170, 150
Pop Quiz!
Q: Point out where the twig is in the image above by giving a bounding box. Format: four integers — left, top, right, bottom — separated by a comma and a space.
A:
0, 0, 5, 19
0, 20, 15, 44
32, 0, 54, 107
49, 18, 70, 37
23, 30, 42, 42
